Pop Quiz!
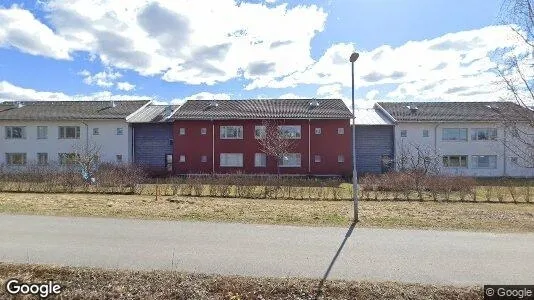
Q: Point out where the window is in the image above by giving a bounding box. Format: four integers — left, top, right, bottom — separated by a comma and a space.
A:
254, 126, 266, 139
338, 155, 345, 163
471, 128, 497, 141
220, 126, 243, 139
279, 126, 301, 139
116, 128, 124, 135
169, 139, 173, 146
315, 128, 322, 135
279, 153, 301, 167
116, 155, 123, 163
442, 128, 467, 141
511, 157, 518, 164
472, 155, 497, 169
220, 153, 243, 167
201, 128, 207, 135
37, 153, 48, 165
314, 155, 321, 163
37, 126, 48, 139
5, 153, 26, 165
423, 129, 429, 138
93, 128, 99, 135
179, 155, 186, 163
58, 126, 80, 139
442, 155, 468, 168
255, 153, 266, 167
5, 126, 26, 139
165, 154, 173, 171
400, 130, 407, 137
201, 155, 208, 163
337, 128, 345, 135
179, 128, 185, 135
58, 153, 78, 165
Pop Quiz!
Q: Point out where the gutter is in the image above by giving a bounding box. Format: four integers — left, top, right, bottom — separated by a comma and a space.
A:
374, 103, 397, 123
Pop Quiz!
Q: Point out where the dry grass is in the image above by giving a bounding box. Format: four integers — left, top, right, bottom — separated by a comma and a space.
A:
1, 192, 533, 232
0, 263, 481, 300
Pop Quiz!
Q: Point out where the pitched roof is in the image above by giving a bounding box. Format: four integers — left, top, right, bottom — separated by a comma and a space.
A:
353, 108, 394, 125
0, 100, 150, 120
127, 104, 180, 123
376, 101, 534, 122
173, 99, 353, 120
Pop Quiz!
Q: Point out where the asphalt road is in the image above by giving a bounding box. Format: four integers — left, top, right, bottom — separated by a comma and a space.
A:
1, 214, 533, 285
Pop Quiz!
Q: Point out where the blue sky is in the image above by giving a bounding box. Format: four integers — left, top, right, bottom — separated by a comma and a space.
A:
0, 0, 530, 106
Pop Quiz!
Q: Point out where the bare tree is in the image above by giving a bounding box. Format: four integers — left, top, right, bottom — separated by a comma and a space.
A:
72, 141, 101, 183
256, 120, 298, 175
496, 0, 534, 167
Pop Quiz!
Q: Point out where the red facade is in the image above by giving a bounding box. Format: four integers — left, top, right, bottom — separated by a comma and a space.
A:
173, 119, 351, 176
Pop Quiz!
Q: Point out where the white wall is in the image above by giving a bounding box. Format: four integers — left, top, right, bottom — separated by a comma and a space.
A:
394, 122, 534, 177
0, 120, 132, 165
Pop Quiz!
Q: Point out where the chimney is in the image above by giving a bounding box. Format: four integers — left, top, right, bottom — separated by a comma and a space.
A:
110, 100, 117, 108
309, 99, 320, 108
208, 100, 218, 108
164, 105, 173, 118
406, 105, 418, 114
16, 101, 24, 108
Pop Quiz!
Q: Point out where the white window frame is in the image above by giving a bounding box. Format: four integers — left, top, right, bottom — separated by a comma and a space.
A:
279, 153, 301, 167
116, 154, 123, 163
37, 126, 48, 139
179, 128, 185, 135
116, 128, 124, 136
165, 154, 173, 171
179, 155, 186, 163
37, 153, 48, 165
254, 153, 266, 167
423, 129, 429, 138
220, 153, 244, 167
471, 128, 497, 141
201, 128, 207, 135
6, 153, 27, 165
5, 126, 26, 139
442, 155, 468, 168
58, 126, 80, 139
220, 126, 243, 139
93, 128, 100, 135
254, 126, 266, 139
314, 155, 321, 163
400, 129, 407, 137
337, 127, 345, 135
315, 128, 322, 135
472, 155, 497, 169
201, 155, 208, 163
338, 155, 345, 163
278, 125, 301, 139
442, 128, 468, 141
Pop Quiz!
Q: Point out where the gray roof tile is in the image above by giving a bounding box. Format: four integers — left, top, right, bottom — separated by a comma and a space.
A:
377, 101, 534, 122
173, 99, 353, 120
0, 100, 150, 120
127, 104, 180, 123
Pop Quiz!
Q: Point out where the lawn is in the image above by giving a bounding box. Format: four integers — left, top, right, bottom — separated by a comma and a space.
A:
1, 192, 533, 232
0, 263, 481, 300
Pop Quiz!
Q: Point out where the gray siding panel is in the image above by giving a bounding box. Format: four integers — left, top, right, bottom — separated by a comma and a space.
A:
354, 125, 394, 174
133, 124, 173, 168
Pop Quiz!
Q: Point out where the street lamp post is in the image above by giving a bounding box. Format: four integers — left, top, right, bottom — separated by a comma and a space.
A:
350, 52, 360, 223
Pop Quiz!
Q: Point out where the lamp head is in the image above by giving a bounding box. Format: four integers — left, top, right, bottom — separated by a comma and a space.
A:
349, 52, 359, 63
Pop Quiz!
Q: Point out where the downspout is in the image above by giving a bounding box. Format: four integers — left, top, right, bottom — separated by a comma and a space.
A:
81, 121, 89, 154
503, 128, 507, 177
212, 120, 215, 175
132, 126, 135, 164
434, 123, 440, 156
308, 119, 311, 174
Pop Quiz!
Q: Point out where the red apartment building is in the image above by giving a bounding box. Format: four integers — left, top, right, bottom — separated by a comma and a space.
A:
172, 99, 353, 176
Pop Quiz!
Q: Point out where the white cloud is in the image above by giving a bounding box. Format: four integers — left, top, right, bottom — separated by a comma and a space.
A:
170, 92, 232, 105
278, 93, 307, 99
262, 25, 533, 102
0, 5, 72, 60
0, 80, 149, 102
365, 89, 379, 100
0, 0, 322, 86
116, 81, 136, 91
80, 69, 122, 88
